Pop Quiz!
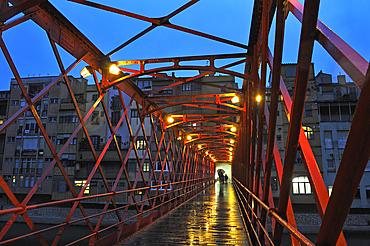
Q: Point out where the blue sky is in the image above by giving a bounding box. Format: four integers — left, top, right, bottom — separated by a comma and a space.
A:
0, 0, 369, 90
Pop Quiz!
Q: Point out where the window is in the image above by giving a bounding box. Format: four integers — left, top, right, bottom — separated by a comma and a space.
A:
12, 175, 17, 187
366, 186, 370, 199
49, 117, 57, 123
50, 136, 56, 143
13, 84, 19, 88
21, 158, 36, 173
183, 83, 191, 91
23, 138, 38, 150
136, 138, 147, 150
30, 176, 34, 187
302, 126, 314, 140
160, 181, 172, 191
42, 101, 48, 116
285, 67, 297, 77
271, 178, 278, 190
193, 83, 201, 91
57, 135, 76, 145
328, 186, 333, 196
111, 111, 120, 125
5, 158, 13, 162
111, 96, 121, 109
319, 105, 330, 121
143, 162, 150, 172
324, 131, 333, 149
150, 180, 171, 190
7, 137, 15, 143
14, 159, 19, 174
24, 176, 29, 188
59, 115, 78, 123
337, 130, 348, 149
276, 135, 282, 141
137, 80, 151, 89
155, 161, 169, 172
92, 94, 99, 101
74, 180, 90, 194
129, 162, 138, 172
37, 159, 43, 174
304, 105, 312, 117
91, 112, 99, 124
50, 98, 59, 104
11, 100, 19, 106
19, 175, 23, 187
292, 176, 311, 194
131, 109, 139, 118
91, 136, 100, 150
355, 188, 361, 199
24, 119, 38, 134
327, 159, 335, 170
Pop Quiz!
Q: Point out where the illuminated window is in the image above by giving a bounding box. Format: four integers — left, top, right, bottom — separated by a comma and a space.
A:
328, 186, 333, 197
292, 176, 311, 194
136, 138, 147, 150
143, 162, 150, 172
12, 175, 17, 187
74, 180, 90, 194
302, 126, 314, 140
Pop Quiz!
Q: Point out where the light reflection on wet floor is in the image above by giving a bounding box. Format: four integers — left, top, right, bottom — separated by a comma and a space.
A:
120, 182, 249, 245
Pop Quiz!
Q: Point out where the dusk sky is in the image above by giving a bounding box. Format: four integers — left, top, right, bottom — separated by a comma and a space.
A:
0, 0, 369, 91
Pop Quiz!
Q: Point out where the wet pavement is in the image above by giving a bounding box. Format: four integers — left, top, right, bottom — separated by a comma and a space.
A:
120, 182, 249, 245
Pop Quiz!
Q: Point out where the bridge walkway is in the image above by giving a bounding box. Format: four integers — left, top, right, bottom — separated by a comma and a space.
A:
120, 182, 249, 245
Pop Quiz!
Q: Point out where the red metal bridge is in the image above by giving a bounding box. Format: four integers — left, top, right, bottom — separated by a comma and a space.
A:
0, 0, 369, 245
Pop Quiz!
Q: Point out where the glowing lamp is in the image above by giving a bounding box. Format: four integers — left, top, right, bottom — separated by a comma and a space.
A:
231, 96, 239, 104
187, 135, 192, 141
109, 64, 121, 75
230, 139, 234, 144
167, 116, 174, 123
198, 144, 202, 149
256, 95, 262, 103
80, 66, 93, 78
230, 126, 236, 132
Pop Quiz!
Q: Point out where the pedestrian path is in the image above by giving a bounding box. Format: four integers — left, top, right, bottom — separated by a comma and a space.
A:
120, 182, 249, 245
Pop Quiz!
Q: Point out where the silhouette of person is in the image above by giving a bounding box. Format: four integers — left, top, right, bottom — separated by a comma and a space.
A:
224, 174, 228, 184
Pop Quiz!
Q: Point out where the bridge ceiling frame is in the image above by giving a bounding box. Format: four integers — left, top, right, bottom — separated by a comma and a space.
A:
0, 0, 368, 245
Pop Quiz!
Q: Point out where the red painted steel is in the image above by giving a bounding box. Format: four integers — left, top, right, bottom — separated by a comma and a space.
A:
274, 1, 320, 245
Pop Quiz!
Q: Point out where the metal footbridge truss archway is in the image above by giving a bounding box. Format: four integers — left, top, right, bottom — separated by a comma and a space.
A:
0, 0, 369, 245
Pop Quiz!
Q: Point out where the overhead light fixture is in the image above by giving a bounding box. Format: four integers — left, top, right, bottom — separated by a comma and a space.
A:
198, 144, 202, 149
80, 66, 93, 78
187, 135, 192, 141
109, 64, 121, 75
231, 96, 239, 104
230, 139, 234, 144
230, 126, 236, 132
167, 116, 174, 123
256, 95, 262, 103
177, 136, 182, 140
229, 147, 233, 151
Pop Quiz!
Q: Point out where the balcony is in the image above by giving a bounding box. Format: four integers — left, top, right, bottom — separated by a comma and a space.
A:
20, 168, 35, 174
53, 166, 75, 176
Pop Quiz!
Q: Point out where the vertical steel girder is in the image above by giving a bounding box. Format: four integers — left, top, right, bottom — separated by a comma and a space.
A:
273, 1, 320, 245
259, 0, 287, 241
